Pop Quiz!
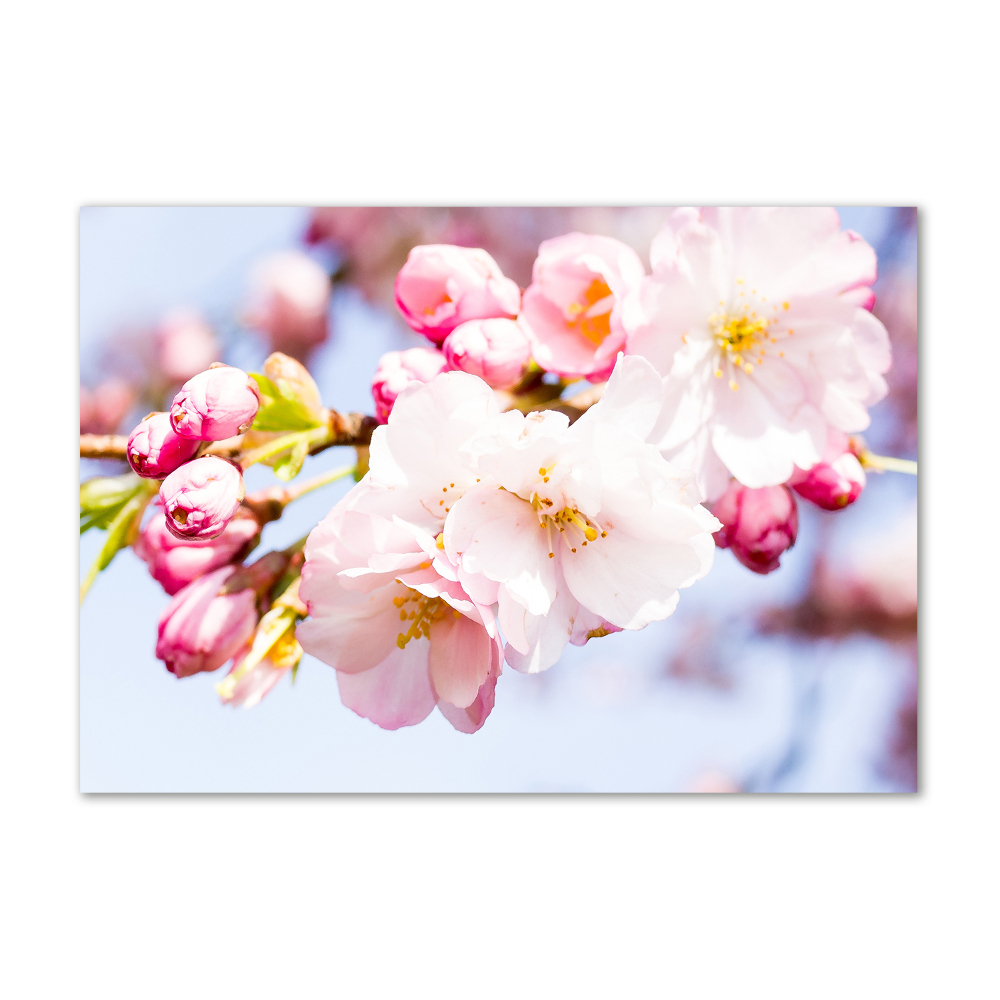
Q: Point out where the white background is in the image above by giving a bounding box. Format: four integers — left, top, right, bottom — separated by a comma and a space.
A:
3, 1, 996, 996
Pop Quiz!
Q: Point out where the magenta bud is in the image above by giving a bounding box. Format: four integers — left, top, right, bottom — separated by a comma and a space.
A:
159, 456, 245, 541
126, 411, 200, 479
371, 347, 450, 423
134, 509, 260, 595
442, 318, 532, 390
169, 364, 261, 441
155, 566, 258, 678
711, 481, 798, 575
789, 431, 866, 510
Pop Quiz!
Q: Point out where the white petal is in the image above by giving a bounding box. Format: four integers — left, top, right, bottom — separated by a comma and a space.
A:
445, 485, 557, 615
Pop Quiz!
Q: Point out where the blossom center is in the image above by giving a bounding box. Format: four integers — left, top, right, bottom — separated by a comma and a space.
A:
708, 294, 780, 390
392, 589, 455, 648
566, 276, 614, 346
530, 494, 608, 556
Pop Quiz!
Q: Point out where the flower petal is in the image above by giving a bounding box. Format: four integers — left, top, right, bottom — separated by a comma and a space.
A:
335, 643, 436, 730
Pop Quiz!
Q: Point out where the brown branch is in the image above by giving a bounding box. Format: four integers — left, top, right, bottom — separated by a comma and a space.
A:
80, 434, 129, 460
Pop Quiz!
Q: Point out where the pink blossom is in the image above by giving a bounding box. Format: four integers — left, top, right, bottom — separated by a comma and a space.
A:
155, 566, 258, 678
126, 411, 200, 479
80, 379, 135, 434
394, 244, 521, 344
520, 233, 645, 381
134, 509, 260, 595
442, 318, 532, 390
710, 481, 798, 575
169, 365, 261, 441
243, 251, 331, 357
155, 309, 218, 384
371, 347, 450, 423
788, 430, 866, 510
159, 456, 245, 541
297, 487, 503, 732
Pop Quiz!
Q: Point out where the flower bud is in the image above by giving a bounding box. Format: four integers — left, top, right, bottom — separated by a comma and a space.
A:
134, 509, 261, 595
442, 318, 532, 390
789, 430, 866, 510
169, 364, 261, 441
126, 411, 200, 479
80, 378, 136, 434
371, 347, 450, 423
159, 456, 245, 541
242, 250, 331, 358
711, 481, 798, 575
394, 245, 521, 344
155, 566, 259, 678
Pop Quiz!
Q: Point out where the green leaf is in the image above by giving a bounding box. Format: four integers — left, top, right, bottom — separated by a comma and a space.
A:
291, 658, 300, 685
80, 494, 145, 601
80, 474, 143, 534
252, 396, 323, 432
272, 438, 309, 481
248, 372, 281, 398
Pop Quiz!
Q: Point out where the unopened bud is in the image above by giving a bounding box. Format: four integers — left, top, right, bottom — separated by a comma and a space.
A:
169, 364, 261, 441
371, 347, 450, 423
711, 481, 798, 575
159, 456, 245, 541
126, 411, 200, 479
442, 318, 532, 390
394, 244, 521, 344
789, 430, 866, 510
134, 509, 260, 595
155, 566, 259, 678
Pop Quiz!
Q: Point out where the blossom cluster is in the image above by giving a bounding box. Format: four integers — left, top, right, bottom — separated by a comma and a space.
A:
81, 206, 900, 734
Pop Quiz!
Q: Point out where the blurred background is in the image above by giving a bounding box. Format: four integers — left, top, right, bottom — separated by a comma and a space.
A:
80, 206, 917, 792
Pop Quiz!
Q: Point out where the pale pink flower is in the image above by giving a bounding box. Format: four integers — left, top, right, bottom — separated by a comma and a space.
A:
155, 309, 218, 384
134, 509, 260, 595
243, 250, 331, 357
788, 429, 865, 510
442, 317, 532, 390
443, 355, 720, 673
155, 566, 258, 678
520, 233, 645, 381
370, 347, 450, 424
126, 411, 200, 479
159, 456, 245, 541
80, 379, 135, 434
625, 208, 892, 500
710, 480, 798, 575
297, 486, 502, 732
170, 365, 261, 441
394, 245, 521, 344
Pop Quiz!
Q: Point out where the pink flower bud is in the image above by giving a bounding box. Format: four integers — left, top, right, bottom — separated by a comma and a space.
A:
156, 309, 218, 384
371, 347, 450, 423
80, 378, 136, 434
155, 566, 258, 678
134, 509, 260, 595
169, 365, 261, 441
126, 412, 200, 479
242, 251, 331, 358
394, 245, 521, 344
442, 318, 532, 390
789, 431, 866, 510
159, 456, 245, 541
711, 481, 798, 575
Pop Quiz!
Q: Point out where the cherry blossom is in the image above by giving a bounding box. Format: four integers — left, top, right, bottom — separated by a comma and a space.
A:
624, 208, 891, 499
520, 233, 645, 381
444, 355, 721, 673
